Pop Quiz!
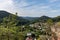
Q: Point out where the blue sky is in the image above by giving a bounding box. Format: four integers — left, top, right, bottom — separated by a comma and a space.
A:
0, 0, 60, 17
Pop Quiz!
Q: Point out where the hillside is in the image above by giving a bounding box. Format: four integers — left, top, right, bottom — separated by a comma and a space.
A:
38, 16, 52, 22
23, 17, 39, 21
0, 11, 60, 25
30, 16, 60, 23
0, 11, 29, 25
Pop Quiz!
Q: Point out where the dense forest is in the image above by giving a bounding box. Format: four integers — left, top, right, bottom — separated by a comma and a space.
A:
0, 11, 60, 40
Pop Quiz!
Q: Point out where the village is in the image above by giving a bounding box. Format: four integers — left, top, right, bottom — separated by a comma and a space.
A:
21, 21, 60, 40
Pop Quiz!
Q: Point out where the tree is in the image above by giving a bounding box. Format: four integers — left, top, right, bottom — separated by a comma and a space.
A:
43, 19, 54, 40
1, 13, 18, 28
47, 19, 53, 26
0, 13, 19, 40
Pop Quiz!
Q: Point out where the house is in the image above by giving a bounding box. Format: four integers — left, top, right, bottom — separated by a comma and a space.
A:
26, 33, 36, 40
29, 22, 42, 29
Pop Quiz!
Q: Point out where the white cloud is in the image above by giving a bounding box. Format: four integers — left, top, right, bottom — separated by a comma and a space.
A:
49, 0, 59, 3
0, 0, 51, 17
0, 0, 60, 17
52, 9, 60, 12
17, 4, 51, 17
20, 3, 60, 17
14, 0, 30, 8
0, 0, 16, 13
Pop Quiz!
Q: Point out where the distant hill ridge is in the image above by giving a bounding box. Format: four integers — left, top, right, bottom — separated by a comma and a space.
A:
0, 10, 60, 24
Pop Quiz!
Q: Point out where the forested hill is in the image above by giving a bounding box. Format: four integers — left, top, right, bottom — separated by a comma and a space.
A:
26, 16, 60, 23
0, 11, 29, 25
23, 17, 39, 21
0, 11, 11, 18
37, 16, 60, 22
0, 10, 60, 25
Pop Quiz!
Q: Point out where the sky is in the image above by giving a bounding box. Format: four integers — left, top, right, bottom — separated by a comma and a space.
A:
0, 0, 60, 17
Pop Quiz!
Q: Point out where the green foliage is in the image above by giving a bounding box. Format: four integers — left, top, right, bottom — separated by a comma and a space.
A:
0, 13, 25, 40
1, 13, 18, 28
47, 19, 53, 26
0, 12, 59, 40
